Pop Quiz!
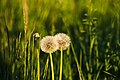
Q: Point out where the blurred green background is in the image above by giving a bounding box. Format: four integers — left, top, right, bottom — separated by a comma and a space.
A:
0, 0, 120, 80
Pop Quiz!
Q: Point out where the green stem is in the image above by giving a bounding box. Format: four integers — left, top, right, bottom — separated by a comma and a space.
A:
24, 47, 26, 80
71, 43, 82, 80
37, 49, 40, 80
49, 53, 54, 80
59, 48, 63, 80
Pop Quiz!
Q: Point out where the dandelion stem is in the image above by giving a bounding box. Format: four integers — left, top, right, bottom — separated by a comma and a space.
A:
49, 53, 54, 80
37, 49, 40, 80
59, 48, 63, 80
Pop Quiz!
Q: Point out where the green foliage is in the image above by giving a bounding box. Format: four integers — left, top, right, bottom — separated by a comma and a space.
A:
0, 0, 120, 80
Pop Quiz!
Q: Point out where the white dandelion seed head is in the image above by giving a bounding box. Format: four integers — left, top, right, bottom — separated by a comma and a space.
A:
40, 36, 59, 53
54, 33, 71, 50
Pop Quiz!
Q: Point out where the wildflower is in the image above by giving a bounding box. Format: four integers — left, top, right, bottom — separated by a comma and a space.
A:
33, 33, 40, 40
55, 33, 70, 80
40, 36, 58, 53
40, 36, 56, 80
54, 33, 70, 50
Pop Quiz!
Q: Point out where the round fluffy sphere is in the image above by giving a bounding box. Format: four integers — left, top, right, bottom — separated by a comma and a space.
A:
54, 33, 70, 50
40, 36, 59, 53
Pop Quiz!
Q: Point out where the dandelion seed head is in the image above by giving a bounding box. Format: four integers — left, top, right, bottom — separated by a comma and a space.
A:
33, 33, 40, 40
55, 33, 70, 50
40, 36, 58, 53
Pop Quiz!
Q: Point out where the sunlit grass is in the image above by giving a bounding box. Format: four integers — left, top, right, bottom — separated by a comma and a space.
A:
0, 0, 120, 80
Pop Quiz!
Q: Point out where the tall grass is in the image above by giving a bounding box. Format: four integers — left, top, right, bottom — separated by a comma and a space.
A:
0, 0, 120, 80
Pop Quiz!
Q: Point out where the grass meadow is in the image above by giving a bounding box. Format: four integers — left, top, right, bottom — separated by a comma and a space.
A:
0, 0, 120, 80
